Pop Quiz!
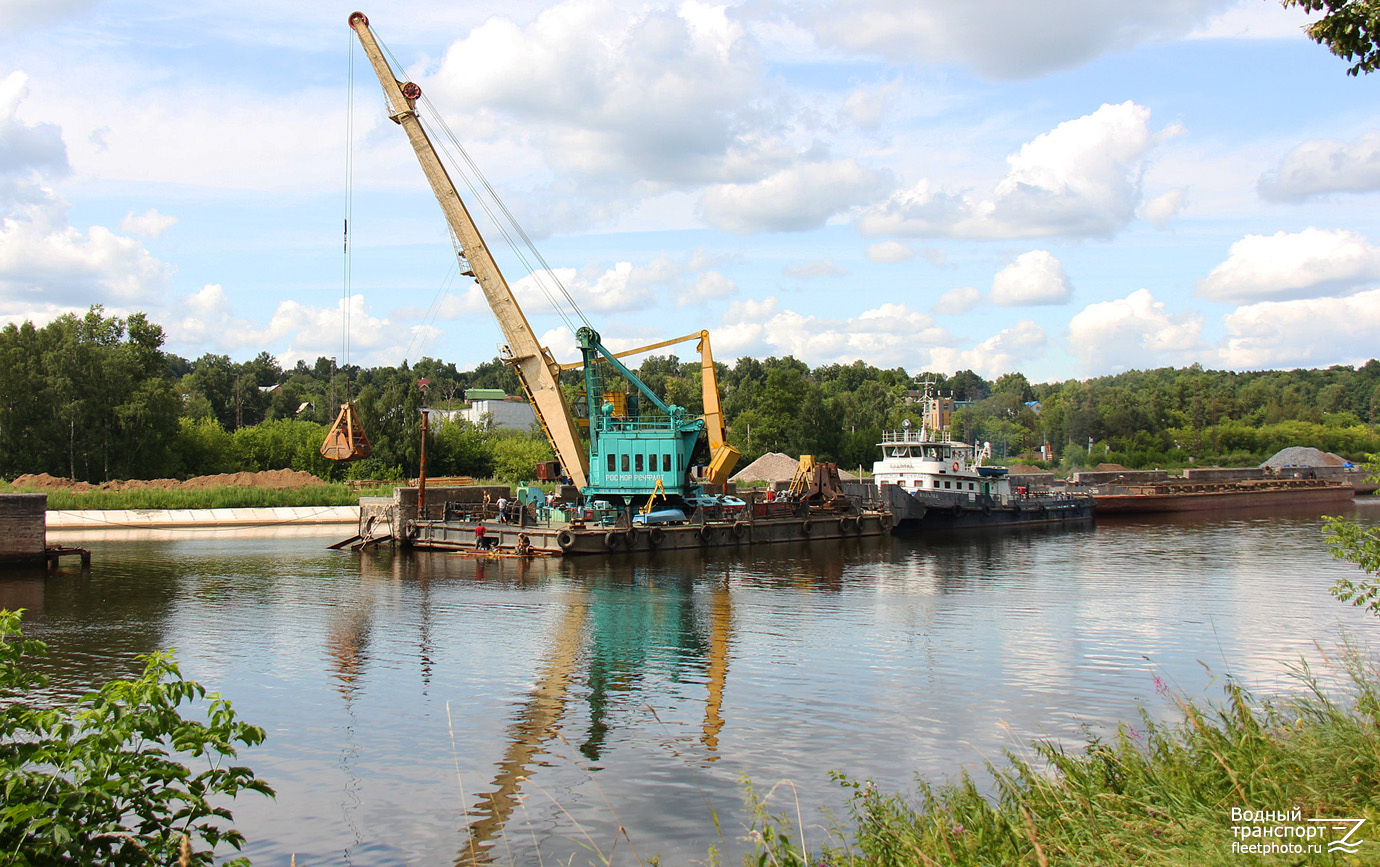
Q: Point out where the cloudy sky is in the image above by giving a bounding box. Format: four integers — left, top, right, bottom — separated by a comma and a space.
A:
3, 0, 1379, 382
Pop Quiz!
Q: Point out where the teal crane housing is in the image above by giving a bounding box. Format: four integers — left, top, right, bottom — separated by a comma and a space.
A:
576, 326, 707, 504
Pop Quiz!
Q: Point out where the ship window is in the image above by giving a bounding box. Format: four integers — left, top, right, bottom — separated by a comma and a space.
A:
968, 482, 975, 490
622, 454, 630, 472
663, 454, 671, 472
635, 454, 644, 472
607, 453, 616, 472
932, 480, 940, 488
944, 480, 951, 489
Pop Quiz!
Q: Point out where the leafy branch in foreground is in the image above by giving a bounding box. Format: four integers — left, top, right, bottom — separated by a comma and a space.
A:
0, 609, 273, 866
1324, 456, 1380, 616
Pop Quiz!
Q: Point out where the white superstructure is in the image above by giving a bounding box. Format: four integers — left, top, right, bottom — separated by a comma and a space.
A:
872, 418, 1013, 506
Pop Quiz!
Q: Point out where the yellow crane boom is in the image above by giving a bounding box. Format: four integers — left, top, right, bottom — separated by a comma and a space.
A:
347, 12, 589, 489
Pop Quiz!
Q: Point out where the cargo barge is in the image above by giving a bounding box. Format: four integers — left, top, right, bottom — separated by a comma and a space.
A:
346, 485, 892, 556
1087, 477, 1354, 513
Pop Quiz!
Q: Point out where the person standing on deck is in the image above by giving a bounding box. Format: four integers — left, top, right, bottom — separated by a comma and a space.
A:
497, 496, 508, 523
474, 523, 489, 550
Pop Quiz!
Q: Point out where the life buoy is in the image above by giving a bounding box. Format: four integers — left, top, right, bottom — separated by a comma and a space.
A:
556, 529, 576, 550
733, 521, 749, 539
800, 518, 813, 536
648, 526, 665, 546
604, 530, 621, 550
952, 461, 960, 471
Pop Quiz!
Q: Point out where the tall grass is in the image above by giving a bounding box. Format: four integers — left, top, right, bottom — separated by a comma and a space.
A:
0, 482, 396, 510
742, 642, 1380, 866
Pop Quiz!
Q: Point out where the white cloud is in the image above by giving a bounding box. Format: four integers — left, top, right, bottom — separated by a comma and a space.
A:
712, 297, 951, 367
990, 250, 1072, 307
1137, 188, 1185, 228
841, 79, 903, 130
928, 320, 1046, 379
858, 102, 1164, 240
682, 270, 738, 305
1189, 0, 1318, 40
0, 71, 68, 204
0, 211, 171, 306
1066, 288, 1205, 373
431, 0, 775, 187
4, 0, 97, 33
511, 251, 734, 314
808, 0, 1238, 80
866, 241, 915, 263
1197, 227, 1380, 303
931, 285, 981, 315
699, 158, 892, 234
1219, 288, 1380, 369
784, 259, 846, 279
166, 286, 414, 368
1258, 132, 1380, 202
120, 208, 177, 239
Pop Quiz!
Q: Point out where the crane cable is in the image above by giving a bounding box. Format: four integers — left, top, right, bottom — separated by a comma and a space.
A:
341, 31, 356, 398
372, 33, 592, 337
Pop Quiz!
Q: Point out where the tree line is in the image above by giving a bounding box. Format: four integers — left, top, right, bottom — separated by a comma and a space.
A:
1, 306, 1376, 484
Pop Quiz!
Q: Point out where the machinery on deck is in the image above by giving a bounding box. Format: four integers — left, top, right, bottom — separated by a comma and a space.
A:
347, 12, 735, 509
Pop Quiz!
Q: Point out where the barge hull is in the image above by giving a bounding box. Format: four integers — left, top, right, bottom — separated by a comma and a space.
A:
407, 511, 891, 555
1092, 483, 1354, 513
860, 482, 1094, 531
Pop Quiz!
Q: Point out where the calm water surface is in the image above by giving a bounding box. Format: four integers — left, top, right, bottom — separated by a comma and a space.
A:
10, 499, 1380, 865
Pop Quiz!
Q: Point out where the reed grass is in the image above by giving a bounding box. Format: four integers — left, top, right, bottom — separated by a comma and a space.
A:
0, 482, 396, 511
742, 641, 1380, 866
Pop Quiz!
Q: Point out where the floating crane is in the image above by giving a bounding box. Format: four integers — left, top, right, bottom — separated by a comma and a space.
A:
347, 12, 734, 506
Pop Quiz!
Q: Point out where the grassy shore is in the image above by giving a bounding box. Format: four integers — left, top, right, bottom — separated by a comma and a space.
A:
0, 482, 397, 511
744, 644, 1380, 866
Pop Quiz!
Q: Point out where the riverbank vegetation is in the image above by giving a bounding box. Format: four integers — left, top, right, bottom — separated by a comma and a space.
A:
2, 307, 1378, 486
742, 646, 1380, 866
0, 480, 396, 511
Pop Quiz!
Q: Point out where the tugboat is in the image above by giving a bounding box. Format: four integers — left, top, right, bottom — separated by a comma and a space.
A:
870, 390, 1093, 531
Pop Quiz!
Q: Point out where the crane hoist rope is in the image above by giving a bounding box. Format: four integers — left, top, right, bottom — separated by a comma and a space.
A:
322, 33, 373, 463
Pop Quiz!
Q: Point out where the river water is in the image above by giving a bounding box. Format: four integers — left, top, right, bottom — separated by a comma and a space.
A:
10, 499, 1379, 866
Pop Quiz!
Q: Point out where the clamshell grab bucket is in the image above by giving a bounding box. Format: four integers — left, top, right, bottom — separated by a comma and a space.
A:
321, 402, 372, 461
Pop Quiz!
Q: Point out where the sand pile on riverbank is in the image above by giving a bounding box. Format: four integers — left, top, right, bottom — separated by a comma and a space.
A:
8, 469, 327, 492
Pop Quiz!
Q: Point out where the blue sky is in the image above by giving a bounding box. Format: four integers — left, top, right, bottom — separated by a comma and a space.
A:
3, 0, 1379, 382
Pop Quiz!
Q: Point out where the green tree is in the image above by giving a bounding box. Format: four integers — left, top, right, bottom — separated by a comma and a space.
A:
0, 609, 272, 865
1283, 0, 1380, 75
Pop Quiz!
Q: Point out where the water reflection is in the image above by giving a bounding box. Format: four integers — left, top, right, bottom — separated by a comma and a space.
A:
4, 501, 1377, 866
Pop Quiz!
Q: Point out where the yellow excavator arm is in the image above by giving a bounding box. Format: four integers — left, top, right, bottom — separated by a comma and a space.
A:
348, 12, 589, 489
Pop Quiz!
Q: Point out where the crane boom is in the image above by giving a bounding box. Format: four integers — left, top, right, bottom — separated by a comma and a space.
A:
347, 12, 589, 489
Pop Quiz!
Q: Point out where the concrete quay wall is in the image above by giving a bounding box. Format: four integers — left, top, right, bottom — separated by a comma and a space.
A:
46, 505, 359, 529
